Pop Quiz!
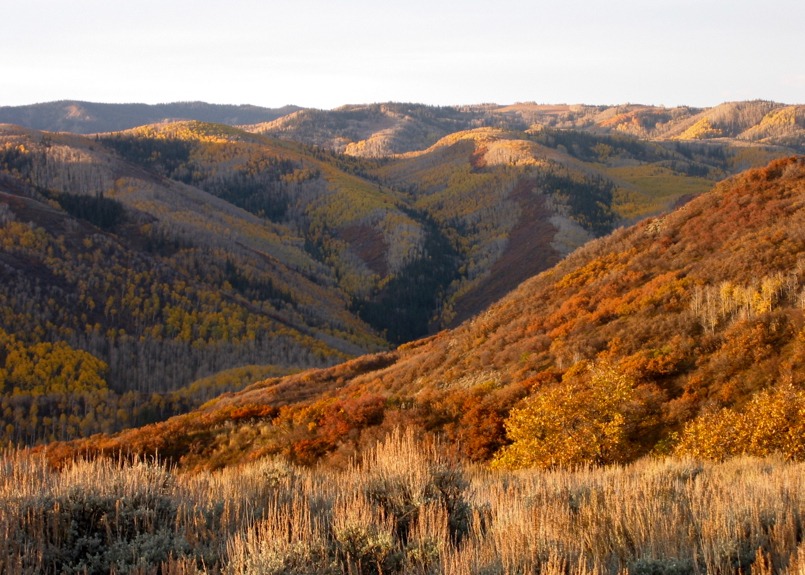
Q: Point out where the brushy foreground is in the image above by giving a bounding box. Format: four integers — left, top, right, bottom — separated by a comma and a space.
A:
2, 430, 804, 575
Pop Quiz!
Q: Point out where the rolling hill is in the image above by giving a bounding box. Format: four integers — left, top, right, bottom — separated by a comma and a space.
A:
44, 156, 805, 470
2, 99, 804, 575
3, 99, 802, 155
1, 99, 803, 449
247, 100, 805, 156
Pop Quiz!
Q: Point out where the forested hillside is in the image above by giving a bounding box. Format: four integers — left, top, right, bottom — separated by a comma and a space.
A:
45, 156, 805, 470
1, 100, 802, 448
0, 124, 387, 445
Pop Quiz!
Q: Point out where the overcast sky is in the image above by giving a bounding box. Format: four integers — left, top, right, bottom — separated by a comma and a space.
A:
3, 0, 803, 109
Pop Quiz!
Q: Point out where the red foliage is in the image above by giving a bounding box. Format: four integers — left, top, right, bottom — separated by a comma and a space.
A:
217, 403, 278, 422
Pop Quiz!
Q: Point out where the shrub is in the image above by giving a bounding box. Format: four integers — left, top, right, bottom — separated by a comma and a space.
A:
675, 383, 805, 460
492, 361, 644, 469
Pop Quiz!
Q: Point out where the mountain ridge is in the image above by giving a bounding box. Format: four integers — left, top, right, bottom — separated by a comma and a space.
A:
1, 99, 802, 156
247, 100, 805, 157
0, 100, 301, 134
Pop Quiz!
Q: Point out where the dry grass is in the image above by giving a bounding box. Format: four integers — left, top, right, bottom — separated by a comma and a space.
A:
2, 431, 804, 574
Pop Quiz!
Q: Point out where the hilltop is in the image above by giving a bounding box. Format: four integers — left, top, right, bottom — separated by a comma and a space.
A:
2, 100, 803, 155
45, 156, 805, 469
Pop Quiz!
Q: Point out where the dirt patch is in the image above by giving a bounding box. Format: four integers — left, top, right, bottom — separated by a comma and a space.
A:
339, 223, 389, 276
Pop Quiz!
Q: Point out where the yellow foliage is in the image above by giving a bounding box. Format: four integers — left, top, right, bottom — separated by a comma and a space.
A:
675, 384, 805, 460
757, 106, 797, 128
491, 361, 638, 469
690, 271, 796, 332
0, 328, 108, 395
607, 165, 713, 220
676, 117, 723, 140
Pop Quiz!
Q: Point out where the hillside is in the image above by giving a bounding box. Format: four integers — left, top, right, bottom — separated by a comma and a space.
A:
0, 101, 300, 134
247, 103, 488, 157
0, 123, 390, 445
93, 121, 445, 342
46, 156, 805, 470
5, 100, 801, 156
96, 117, 788, 337
367, 123, 797, 324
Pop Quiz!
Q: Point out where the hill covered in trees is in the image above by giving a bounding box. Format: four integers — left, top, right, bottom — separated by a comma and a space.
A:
0, 123, 388, 444
43, 156, 805, 470
0, 100, 802, 447
2, 102, 805, 574
5, 99, 800, 155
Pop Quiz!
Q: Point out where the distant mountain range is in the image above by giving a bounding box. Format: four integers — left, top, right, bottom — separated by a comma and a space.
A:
1, 99, 803, 450
2, 99, 802, 154
0, 100, 301, 134
250, 100, 805, 156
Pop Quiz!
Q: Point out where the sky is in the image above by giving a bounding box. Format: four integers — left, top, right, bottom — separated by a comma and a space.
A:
2, 0, 803, 110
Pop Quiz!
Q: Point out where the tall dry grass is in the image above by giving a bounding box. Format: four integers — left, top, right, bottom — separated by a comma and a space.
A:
1, 432, 804, 574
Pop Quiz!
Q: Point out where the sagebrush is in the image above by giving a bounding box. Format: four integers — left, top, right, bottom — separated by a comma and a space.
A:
2, 430, 805, 574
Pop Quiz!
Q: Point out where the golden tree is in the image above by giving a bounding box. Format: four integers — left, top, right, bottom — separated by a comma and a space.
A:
492, 361, 639, 469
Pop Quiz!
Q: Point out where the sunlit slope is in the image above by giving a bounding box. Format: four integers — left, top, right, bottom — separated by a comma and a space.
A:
98, 121, 446, 342
47, 157, 805, 469
247, 100, 805, 156
372, 127, 601, 324
247, 103, 485, 157
102, 121, 427, 299
0, 124, 376, 345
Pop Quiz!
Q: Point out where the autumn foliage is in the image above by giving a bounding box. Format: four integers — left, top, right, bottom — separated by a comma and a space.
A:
2, 103, 804, 472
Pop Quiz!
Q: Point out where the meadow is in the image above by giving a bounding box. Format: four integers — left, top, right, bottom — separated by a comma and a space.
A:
2, 429, 803, 575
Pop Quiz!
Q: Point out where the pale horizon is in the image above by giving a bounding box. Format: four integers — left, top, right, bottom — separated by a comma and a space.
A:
3, 0, 803, 110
